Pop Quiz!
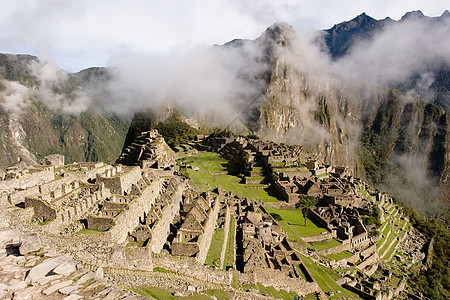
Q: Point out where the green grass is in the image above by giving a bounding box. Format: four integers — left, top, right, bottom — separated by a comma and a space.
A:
383, 240, 399, 260
224, 215, 236, 269
204, 289, 230, 300
152, 267, 175, 273
75, 228, 102, 234
185, 152, 281, 203
266, 286, 283, 299
264, 207, 328, 239
205, 229, 224, 267
133, 286, 221, 300
379, 231, 397, 255
133, 286, 176, 299
243, 284, 258, 291
279, 289, 300, 300
303, 293, 319, 300
308, 239, 342, 251
257, 283, 271, 297
326, 251, 354, 261
299, 254, 360, 299
231, 276, 242, 289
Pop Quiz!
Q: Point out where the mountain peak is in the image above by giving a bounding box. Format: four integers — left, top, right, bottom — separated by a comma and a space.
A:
401, 10, 425, 21
258, 22, 296, 47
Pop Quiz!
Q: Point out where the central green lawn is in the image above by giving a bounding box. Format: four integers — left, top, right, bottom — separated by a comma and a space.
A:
264, 207, 329, 240
185, 152, 281, 203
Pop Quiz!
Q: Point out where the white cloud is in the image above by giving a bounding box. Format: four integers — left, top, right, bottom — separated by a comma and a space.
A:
0, 0, 447, 71
332, 15, 450, 87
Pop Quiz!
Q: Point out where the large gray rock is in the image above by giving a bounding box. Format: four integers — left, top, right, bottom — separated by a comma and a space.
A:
26, 256, 66, 283
0, 229, 20, 247
77, 272, 95, 284
95, 267, 104, 279
63, 294, 83, 300
19, 233, 42, 255
43, 280, 73, 295
53, 261, 77, 276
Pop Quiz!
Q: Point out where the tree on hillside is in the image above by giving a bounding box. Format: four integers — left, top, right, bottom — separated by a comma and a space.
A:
295, 194, 318, 226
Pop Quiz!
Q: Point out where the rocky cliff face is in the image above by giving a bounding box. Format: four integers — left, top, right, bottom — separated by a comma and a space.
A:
221, 21, 449, 208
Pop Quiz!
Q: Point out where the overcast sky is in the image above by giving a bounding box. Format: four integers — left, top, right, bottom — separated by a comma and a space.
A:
0, 0, 447, 72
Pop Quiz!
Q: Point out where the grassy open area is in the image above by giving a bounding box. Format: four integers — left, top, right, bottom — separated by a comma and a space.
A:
184, 152, 281, 203
224, 215, 236, 269
299, 254, 360, 299
326, 251, 354, 261
264, 207, 329, 240
203, 289, 230, 300
134, 286, 230, 299
308, 239, 342, 251
205, 229, 224, 267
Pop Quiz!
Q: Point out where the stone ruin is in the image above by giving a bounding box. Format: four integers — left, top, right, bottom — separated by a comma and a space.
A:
170, 190, 220, 264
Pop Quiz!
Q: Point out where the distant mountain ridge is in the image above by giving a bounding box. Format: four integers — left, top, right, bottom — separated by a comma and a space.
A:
324, 10, 450, 59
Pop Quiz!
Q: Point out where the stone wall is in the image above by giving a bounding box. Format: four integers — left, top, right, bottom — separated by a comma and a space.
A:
351, 232, 370, 250
24, 197, 56, 221
87, 216, 115, 231
96, 166, 141, 195
343, 283, 381, 300
8, 186, 39, 205
109, 178, 163, 243
356, 253, 379, 270
263, 202, 297, 210
150, 181, 184, 254
0, 168, 54, 193
361, 244, 377, 260
302, 232, 334, 243
153, 254, 231, 285
196, 198, 220, 264
50, 233, 152, 270
308, 208, 331, 230
319, 243, 351, 256
172, 243, 199, 257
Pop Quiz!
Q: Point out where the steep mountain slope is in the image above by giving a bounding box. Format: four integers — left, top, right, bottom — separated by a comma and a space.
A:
258, 22, 449, 207
0, 54, 131, 168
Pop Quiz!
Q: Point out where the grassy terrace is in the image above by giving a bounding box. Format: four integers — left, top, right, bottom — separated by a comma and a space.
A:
205, 229, 224, 268
224, 215, 236, 269
308, 239, 342, 251
264, 207, 329, 240
299, 254, 360, 299
326, 251, 354, 261
133, 286, 230, 299
184, 152, 280, 203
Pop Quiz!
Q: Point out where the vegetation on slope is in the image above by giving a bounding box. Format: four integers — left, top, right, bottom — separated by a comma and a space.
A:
155, 111, 199, 148
403, 207, 450, 300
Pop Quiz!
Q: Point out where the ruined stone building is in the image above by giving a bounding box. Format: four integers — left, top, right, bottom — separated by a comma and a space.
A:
171, 191, 220, 263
